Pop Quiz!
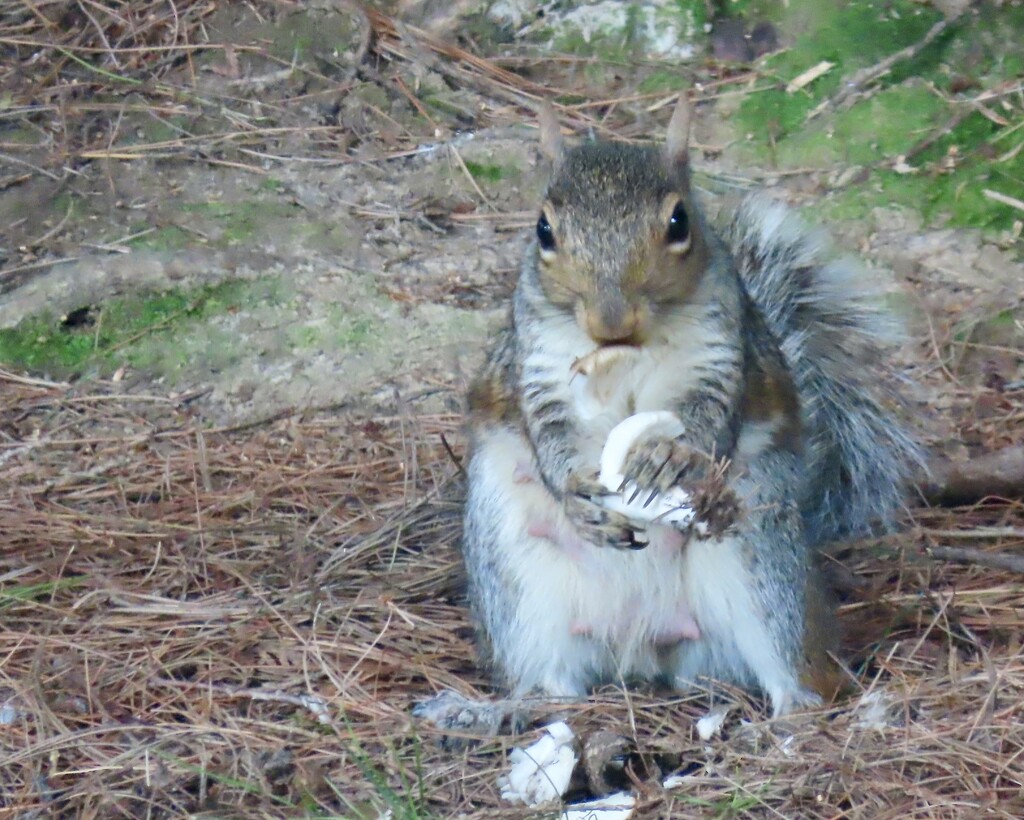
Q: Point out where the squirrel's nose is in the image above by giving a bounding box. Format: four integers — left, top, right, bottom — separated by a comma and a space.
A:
583, 304, 644, 345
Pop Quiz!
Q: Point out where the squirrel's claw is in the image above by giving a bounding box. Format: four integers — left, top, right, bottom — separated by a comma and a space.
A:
564, 474, 646, 550
622, 433, 710, 497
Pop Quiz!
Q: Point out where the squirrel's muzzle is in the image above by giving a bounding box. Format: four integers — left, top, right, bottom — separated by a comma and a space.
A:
579, 301, 648, 346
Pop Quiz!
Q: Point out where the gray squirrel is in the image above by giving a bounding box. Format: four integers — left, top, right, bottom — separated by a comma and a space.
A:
459, 97, 920, 717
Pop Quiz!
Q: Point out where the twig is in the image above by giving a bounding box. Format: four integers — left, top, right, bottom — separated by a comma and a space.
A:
0, 39, 261, 56
448, 144, 494, 211
919, 447, 1024, 506
26, 197, 74, 249
925, 545, 1024, 574
439, 432, 464, 476
807, 16, 958, 120
80, 226, 157, 253
920, 527, 1024, 540
104, 306, 194, 353
983, 189, 1024, 214
0, 255, 80, 284
0, 152, 63, 180
0, 369, 67, 388
903, 108, 973, 162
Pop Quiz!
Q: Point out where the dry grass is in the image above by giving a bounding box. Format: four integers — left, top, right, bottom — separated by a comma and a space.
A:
0, 0, 701, 187
3, 2, 1024, 818
2, 369, 1024, 818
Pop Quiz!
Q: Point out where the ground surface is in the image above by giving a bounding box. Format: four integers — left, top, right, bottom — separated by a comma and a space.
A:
1, 1, 1024, 817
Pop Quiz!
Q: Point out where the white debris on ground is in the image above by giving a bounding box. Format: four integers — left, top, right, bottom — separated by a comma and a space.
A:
498, 719, 742, 816
695, 704, 731, 740
853, 690, 897, 730
499, 721, 578, 806
0, 694, 19, 725
562, 791, 636, 819
488, 0, 701, 59
663, 771, 694, 790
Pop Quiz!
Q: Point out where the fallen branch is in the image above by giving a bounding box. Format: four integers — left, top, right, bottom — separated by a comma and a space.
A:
925, 545, 1024, 574
919, 447, 1024, 507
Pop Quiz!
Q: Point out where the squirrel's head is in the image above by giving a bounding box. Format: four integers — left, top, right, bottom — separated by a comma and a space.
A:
529, 97, 710, 346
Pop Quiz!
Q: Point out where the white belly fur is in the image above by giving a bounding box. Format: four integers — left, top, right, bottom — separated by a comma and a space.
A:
479, 317, 750, 695
473, 426, 719, 694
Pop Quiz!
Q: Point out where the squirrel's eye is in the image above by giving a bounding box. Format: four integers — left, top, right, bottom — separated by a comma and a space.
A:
666, 202, 690, 247
537, 213, 556, 252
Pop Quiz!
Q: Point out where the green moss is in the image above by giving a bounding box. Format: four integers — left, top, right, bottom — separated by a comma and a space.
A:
730, 1, 1024, 238
131, 225, 191, 251
624, 3, 645, 57
0, 279, 260, 378
0, 577, 87, 609
287, 322, 325, 350
330, 311, 376, 351
51, 192, 75, 216
266, 9, 358, 63
259, 177, 286, 194
0, 123, 39, 146
553, 28, 626, 60
721, 0, 786, 21
420, 93, 468, 119
953, 307, 1019, 342
769, 83, 945, 169
130, 113, 193, 145
127, 324, 240, 375
736, 0, 944, 145
674, 0, 709, 30
180, 199, 300, 244
819, 96, 1024, 233
462, 160, 517, 183
352, 83, 390, 111
638, 68, 689, 94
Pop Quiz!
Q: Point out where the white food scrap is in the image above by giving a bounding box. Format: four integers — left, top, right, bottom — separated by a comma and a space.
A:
597, 411, 697, 528
499, 721, 578, 806
695, 704, 731, 740
570, 344, 638, 379
562, 791, 636, 819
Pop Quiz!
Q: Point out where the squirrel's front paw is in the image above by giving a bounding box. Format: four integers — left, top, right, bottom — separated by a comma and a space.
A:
621, 434, 710, 499
565, 474, 646, 550
689, 477, 742, 539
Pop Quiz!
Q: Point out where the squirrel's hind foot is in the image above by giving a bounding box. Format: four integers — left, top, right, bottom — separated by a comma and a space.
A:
413, 690, 521, 749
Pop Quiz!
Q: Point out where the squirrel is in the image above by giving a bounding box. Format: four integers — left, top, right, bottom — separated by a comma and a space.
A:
459, 97, 921, 718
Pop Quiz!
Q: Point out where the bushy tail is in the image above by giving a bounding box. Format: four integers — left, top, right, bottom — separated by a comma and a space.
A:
726, 194, 923, 544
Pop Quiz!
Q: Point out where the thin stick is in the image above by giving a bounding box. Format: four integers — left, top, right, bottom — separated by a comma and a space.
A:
808, 16, 958, 119
920, 527, 1024, 540
926, 545, 1024, 574
920, 447, 1024, 506
0, 152, 63, 180
448, 145, 494, 211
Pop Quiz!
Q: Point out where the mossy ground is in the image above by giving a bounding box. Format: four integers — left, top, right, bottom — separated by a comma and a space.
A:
177, 199, 303, 245
0, 279, 276, 379
3, 2, 1024, 817
727, 1, 1024, 235
462, 159, 518, 183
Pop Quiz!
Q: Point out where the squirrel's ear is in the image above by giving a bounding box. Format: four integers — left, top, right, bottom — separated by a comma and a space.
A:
664, 94, 692, 169
537, 100, 565, 162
